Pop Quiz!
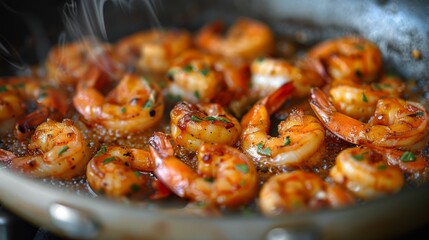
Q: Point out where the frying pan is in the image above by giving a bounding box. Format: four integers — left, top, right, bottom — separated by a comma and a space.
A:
1, 0, 429, 239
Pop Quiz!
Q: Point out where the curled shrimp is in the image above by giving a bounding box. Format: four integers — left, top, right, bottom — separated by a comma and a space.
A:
149, 132, 258, 208
170, 101, 241, 151
307, 36, 383, 82
46, 40, 121, 87
330, 147, 404, 200
166, 49, 225, 103
310, 87, 429, 151
328, 75, 405, 121
115, 29, 192, 73
241, 82, 325, 168
0, 77, 68, 135
250, 57, 325, 98
195, 18, 274, 61
86, 146, 154, 198
259, 171, 355, 216
73, 73, 164, 134
0, 119, 91, 179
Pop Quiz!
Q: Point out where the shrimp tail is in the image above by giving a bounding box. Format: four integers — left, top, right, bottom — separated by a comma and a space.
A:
309, 87, 364, 145
149, 132, 174, 161
15, 108, 63, 141
262, 81, 294, 114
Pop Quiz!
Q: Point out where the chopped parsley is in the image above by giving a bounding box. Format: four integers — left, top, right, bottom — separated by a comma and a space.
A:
204, 177, 214, 183
362, 92, 368, 103
134, 171, 141, 177
355, 44, 365, 51
58, 146, 69, 156
377, 165, 388, 170
143, 99, 154, 109
121, 107, 126, 113
191, 115, 202, 122
0, 86, 8, 92
372, 83, 382, 91
38, 92, 48, 100
235, 164, 249, 174
103, 157, 116, 164
352, 154, 365, 161
256, 57, 264, 63
95, 145, 107, 157
13, 82, 24, 89
165, 93, 182, 102
400, 151, 416, 162
256, 142, 272, 156
239, 180, 246, 187
283, 136, 291, 146
182, 64, 193, 73
194, 90, 200, 100
200, 69, 209, 76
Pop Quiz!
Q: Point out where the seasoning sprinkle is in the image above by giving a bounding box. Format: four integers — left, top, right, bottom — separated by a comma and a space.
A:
235, 164, 249, 174
0, 86, 7, 92
103, 157, 116, 164
204, 177, 214, 183
377, 165, 388, 170
143, 99, 154, 109
372, 83, 382, 91
38, 92, 48, 100
400, 151, 416, 162
408, 111, 424, 117
58, 146, 69, 156
121, 107, 126, 113
134, 171, 141, 177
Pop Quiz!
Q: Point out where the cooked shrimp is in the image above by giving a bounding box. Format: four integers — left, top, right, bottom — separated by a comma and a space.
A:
368, 145, 428, 174
170, 101, 241, 151
195, 18, 274, 61
310, 87, 429, 151
73, 73, 164, 134
250, 57, 325, 97
0, 119, 91, 179
328, 75, 405, 121
149, 132, 258, 208
0, 77, 68, 135
307, 36, 383, 82
86, 146, 154, 198
115, 29, 192, 73
330, 147, 404, 200
166, 49, 225, 103
241, 82, 325, 168
259, 171, 355, 216
46, 40, 120, 87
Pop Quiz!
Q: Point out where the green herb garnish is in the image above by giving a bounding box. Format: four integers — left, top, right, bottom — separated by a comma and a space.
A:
372, 83, 382, 91
194, 90, 200, 100
182, 64, 193, 73
121, 107, 126, 113
235, 164, 249, 174
134, 171, 141, 177
0, 86, 8, 92
239, 180, 246, 187
191, 115, 202, 122
352, 154, 365, 161
58, 146, 69, 156
200, 69, 209, 76
377, 165, 388, 170
355, 44, 365, 51
256, 142, 272, 156
204, 177, 214, 183
408, 112, 424, 117
13, 82, 24, 89
103, 157, 116, 164
95, 145, 107, 157
362, 92, 368, 103
38, 92, 48, 100
143, 99, 154, 109
283, 136, 291, 146
400, 151, 416, 162
256, 57, 264, 63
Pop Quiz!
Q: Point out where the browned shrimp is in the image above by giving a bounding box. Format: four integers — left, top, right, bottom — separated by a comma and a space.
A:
259, 171, 355, 216
307, 36, 383, 82
149, 132, 258, 208
0, 119, 91, 179
86, 146, 154, 198
195, 18, 274, 61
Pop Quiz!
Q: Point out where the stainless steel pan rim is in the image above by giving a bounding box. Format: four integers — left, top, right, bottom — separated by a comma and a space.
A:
2, 168, 429, 240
